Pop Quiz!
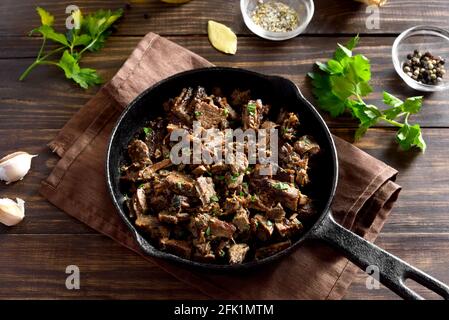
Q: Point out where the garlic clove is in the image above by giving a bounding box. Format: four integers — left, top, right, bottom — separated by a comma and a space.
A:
0, 198, 25, 226
0, 152, 37, 184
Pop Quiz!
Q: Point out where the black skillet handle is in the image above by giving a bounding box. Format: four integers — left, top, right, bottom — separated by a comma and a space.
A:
309, 212, 449, 300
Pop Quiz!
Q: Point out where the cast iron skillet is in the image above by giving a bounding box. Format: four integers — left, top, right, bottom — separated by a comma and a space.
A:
106, 67, 449, 300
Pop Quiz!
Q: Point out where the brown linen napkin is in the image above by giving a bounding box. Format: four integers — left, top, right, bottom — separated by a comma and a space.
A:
40, 33, 401, 300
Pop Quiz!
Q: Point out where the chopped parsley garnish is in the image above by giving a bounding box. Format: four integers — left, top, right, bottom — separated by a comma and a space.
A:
273, 182, 289, 190
247, 102, 257, 116
229, 173, 240, 183
223, 108, 229, 116
242, 182, 249, 189
216, 175, 225, 180
194, 111, 202, 117
250, 194, 256, 202
143, 127, 153, 136
205, 226, 211, 236
239, 191, 245, 197
210, 195, 219, 202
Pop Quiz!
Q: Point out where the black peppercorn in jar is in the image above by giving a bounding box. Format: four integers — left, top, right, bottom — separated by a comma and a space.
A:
403, 50, 446, 85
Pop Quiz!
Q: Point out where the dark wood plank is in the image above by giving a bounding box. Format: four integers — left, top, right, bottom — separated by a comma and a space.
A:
345, 233, 449, 300
1, 0, 448, 36
2, 36, 449, 129
0, 233, 447, 299
0, 234, 207, 299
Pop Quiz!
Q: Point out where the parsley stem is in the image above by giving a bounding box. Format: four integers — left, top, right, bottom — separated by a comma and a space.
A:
380, 116, 404, 128
19, 47, 64, 81
40, 47, 65, 61
19, 59, 58, 81
37, 37, 46, 60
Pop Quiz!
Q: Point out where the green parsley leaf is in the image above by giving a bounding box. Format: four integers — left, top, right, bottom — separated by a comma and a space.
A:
194, 111, 202, 117
334, 35, 359, 62
36, 7, 54, 26
383, 93, 423, 120
57, 50, 102, 89
32, 25, 69, 46
210, 195, 219, 202
229, 173, 240, 183
82, 9, 123, 52
143, 127, 153, 136
20, 7, 122, 89
247, 102, 257, 115
308, 36, 426, 152
396, 123, 426, 152
205, 226, 211, 236
383, 92, 403, 108
273, 182, 289, 190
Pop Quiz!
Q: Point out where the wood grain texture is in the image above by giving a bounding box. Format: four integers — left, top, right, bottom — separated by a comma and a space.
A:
1, 0, 449, 300
0, 234, 207, 299
0, 232, 448, 299
2, 36, 449, 129
1, 0, 449, 36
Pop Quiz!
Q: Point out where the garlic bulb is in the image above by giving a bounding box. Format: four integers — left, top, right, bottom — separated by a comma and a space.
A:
0, 152, 37, 184
0, 198, 25, 226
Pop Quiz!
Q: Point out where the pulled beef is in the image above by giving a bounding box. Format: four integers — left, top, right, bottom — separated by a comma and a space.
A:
131, 188, 148, 217
253, 178, 301, 211
121, 87, 321, 264
294, 135, 320, 155
195, 100, 228, 129
195, 176, 217, 206
209, 217, 236, 239
161, 239, 192, 259
171, 87, 193, 124
252, 214, 274, 241
255, 241, 291, 260
229, 244, 250, 264
158, 211, 190, 225
230, 89, 251, 107
128, 139, 152, 167
232, 207, 251, 232
135, 215, 170, 240
165, 172, 197, 197
275, 214, 303, 238
278, 111, 299, 141
242, 99, 263, 130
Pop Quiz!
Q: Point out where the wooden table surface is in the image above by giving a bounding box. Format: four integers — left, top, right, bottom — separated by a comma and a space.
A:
1, 0, 449, 300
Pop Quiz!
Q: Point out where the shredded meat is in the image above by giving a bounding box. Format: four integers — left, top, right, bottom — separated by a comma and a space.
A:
120, 87, 321, 264
229, 244, 250, 264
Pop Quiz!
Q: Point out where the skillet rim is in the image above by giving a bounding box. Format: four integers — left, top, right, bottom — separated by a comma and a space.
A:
106, 66, 339, 271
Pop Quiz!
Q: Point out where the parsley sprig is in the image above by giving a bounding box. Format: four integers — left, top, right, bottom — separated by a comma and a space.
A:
308, 35, 426, 152
19, 7, 123, 89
